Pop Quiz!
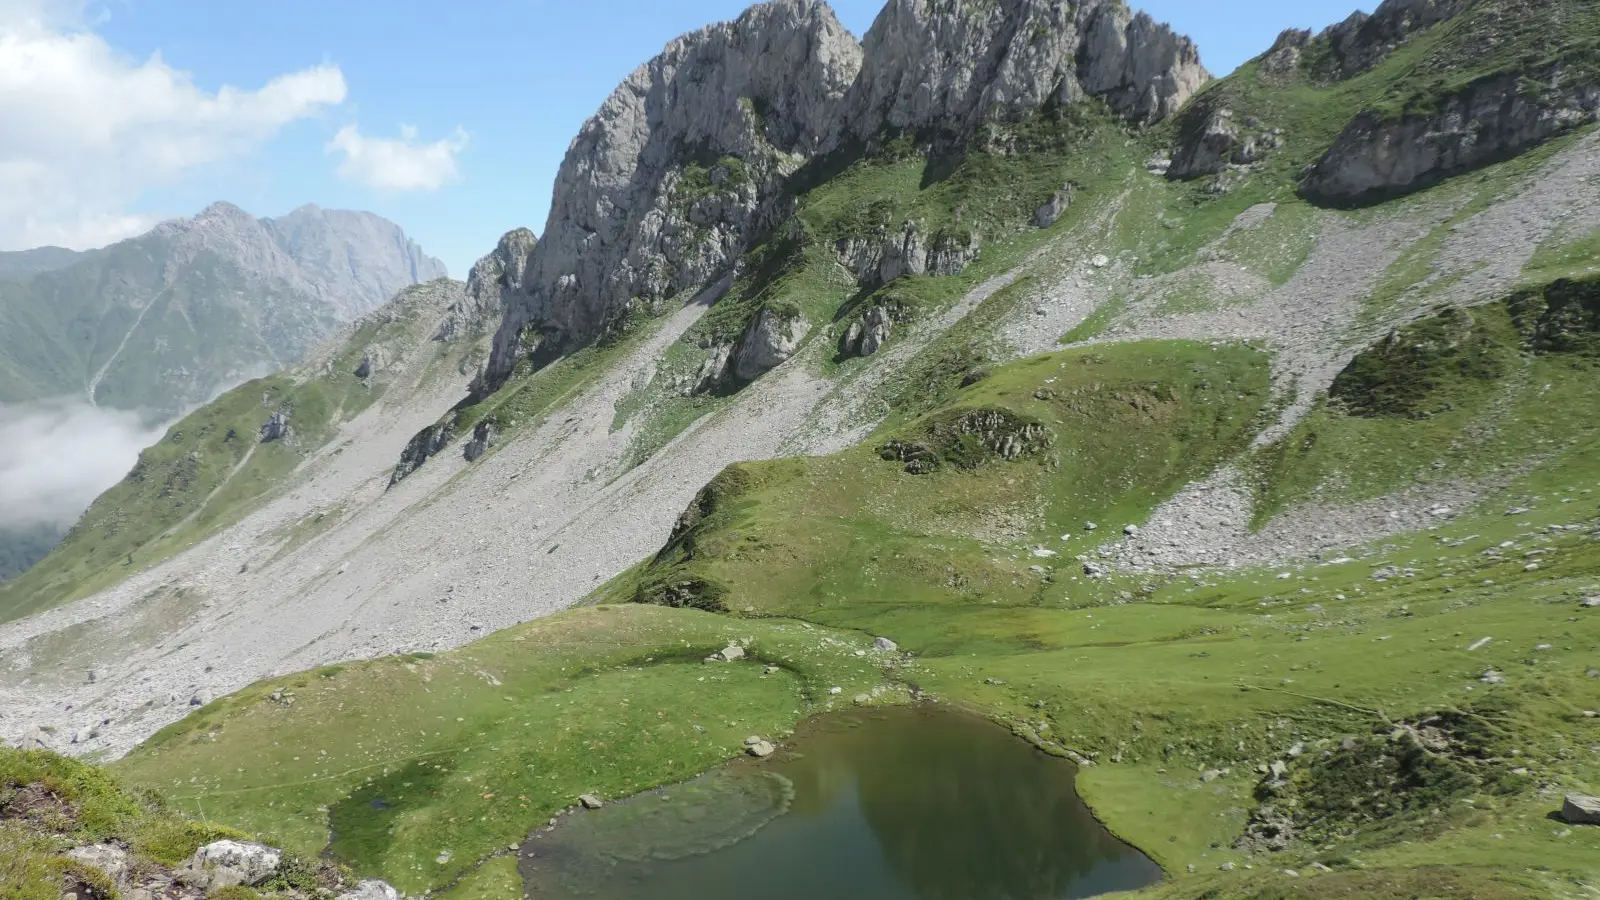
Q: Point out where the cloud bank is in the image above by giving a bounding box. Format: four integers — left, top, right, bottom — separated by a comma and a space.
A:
0, 1, 347, 250
327, 123, 468, 191
0, 400, 166, 529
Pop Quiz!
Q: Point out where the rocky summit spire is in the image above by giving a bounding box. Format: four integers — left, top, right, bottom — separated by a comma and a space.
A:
482, 0, 863, 389
482, 0, 1207, 391
835, 0, 1208, 144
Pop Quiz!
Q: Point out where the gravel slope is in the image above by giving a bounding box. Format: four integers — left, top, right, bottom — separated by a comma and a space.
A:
4, 132, 1597, 758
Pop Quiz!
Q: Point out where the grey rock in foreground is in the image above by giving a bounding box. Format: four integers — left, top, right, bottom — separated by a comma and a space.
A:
1562, 793, 1600, 826
181, 840, 282, 890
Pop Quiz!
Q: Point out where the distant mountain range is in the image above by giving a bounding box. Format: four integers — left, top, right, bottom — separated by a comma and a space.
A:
0, 202, 446, 420
0, 202, 444, 581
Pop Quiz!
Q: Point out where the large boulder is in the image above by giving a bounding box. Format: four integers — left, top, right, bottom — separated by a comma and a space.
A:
181, 840, 282, 890
1562, 793, 1600, 826
733, 307, 810, 382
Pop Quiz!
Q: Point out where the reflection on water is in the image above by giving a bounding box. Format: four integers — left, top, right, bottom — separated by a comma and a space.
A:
521, 706, 1161, 900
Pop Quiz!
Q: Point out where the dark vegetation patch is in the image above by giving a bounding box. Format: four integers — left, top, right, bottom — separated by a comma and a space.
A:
1329, 305, 1517, 418
1331, 275, 1600, 419
1507, 274, 1600, 357
1239, 701, 1521, 853
879, 408, 1052, 474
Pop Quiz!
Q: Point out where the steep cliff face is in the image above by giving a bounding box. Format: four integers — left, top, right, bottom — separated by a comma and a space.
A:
1300, 69, 1600, 205
836, 0, 1207, 145
483, 0, 1209, 392
483, 0, 863, 388
435, 228, 536, 343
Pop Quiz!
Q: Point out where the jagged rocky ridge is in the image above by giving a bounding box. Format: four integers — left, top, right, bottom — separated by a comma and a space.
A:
386, 229, 535, 484
482, 0, 1209, 392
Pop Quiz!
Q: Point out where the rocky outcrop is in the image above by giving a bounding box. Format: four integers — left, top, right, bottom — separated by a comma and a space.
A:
835, 0, 1208, 145
1167, 102, 1284, 180
482, 0, 1206, 393
834, 223, 980, 288
1034, 185, 1075, 228
390, 416, 458, 486
839, 304, 895, 358
180, 840, 282, 890
880, 408, 1051, 474
463, 420, 497, 462
257, 412, 291, 443
1300, 70, 1600, 206
733, 307, 810, 382
353, 348, 386, 379
435, 228, 536, 343
483, 0, 863, 389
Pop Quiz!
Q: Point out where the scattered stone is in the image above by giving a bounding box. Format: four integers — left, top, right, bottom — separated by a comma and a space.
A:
1479, 669, 1505, 685
578, 794, 603, 810
1582, 596, 1600, 608
182, 840, 282, 890
1083, 522, 1098, 531
1467, 637, 1492, 651
746, 740, 776, 758
1090, 254, 1110, 269
1561, 793, 1600, 825
336, 881, 402, 900
1123, 524, 1140, 536
1219, 861, 1236, 872
762, 665, 780, 675
67, 845, 129, 883
189, 691, 211, 707
828, 686, 843, 696
872, 636, 898, 652
257, 412, 291, 443
705, 645, 745, 663
854, 693, 872, 705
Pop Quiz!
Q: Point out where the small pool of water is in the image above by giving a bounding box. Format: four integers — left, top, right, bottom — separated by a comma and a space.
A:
520, 706, 1161, 900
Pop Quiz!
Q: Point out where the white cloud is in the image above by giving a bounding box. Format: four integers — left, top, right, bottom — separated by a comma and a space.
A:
327, 123, 468, 191
0, 3, 346, 250
0, 399, 166, 529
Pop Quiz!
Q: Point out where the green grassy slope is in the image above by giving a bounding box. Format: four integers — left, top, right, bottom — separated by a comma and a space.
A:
0, 281, 472, 623
109, 306, 1600, 899
0, 745, 349, 900
114, 606, 895, 896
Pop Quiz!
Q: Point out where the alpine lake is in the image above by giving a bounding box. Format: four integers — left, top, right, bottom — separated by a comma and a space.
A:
518, 705, 1161, 900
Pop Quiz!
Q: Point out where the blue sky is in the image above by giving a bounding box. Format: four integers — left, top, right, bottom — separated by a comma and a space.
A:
4, 0, 1367, 276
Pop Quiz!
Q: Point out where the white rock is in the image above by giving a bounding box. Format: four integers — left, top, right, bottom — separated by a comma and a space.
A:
579, 794, 603, 809
872, 637, 898, 652
67, 845, 130, 884
336, 880, 403, 900
1091, 254, 1111, 268
183, 840, 282, 890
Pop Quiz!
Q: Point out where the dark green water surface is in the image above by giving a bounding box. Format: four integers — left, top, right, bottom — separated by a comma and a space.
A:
520, 706, 1161, 900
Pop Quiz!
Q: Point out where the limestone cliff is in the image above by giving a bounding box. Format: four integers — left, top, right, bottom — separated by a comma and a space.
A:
836, 0, 1207, 145
483, 0, 862, 389
481, 0, 1208, 392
